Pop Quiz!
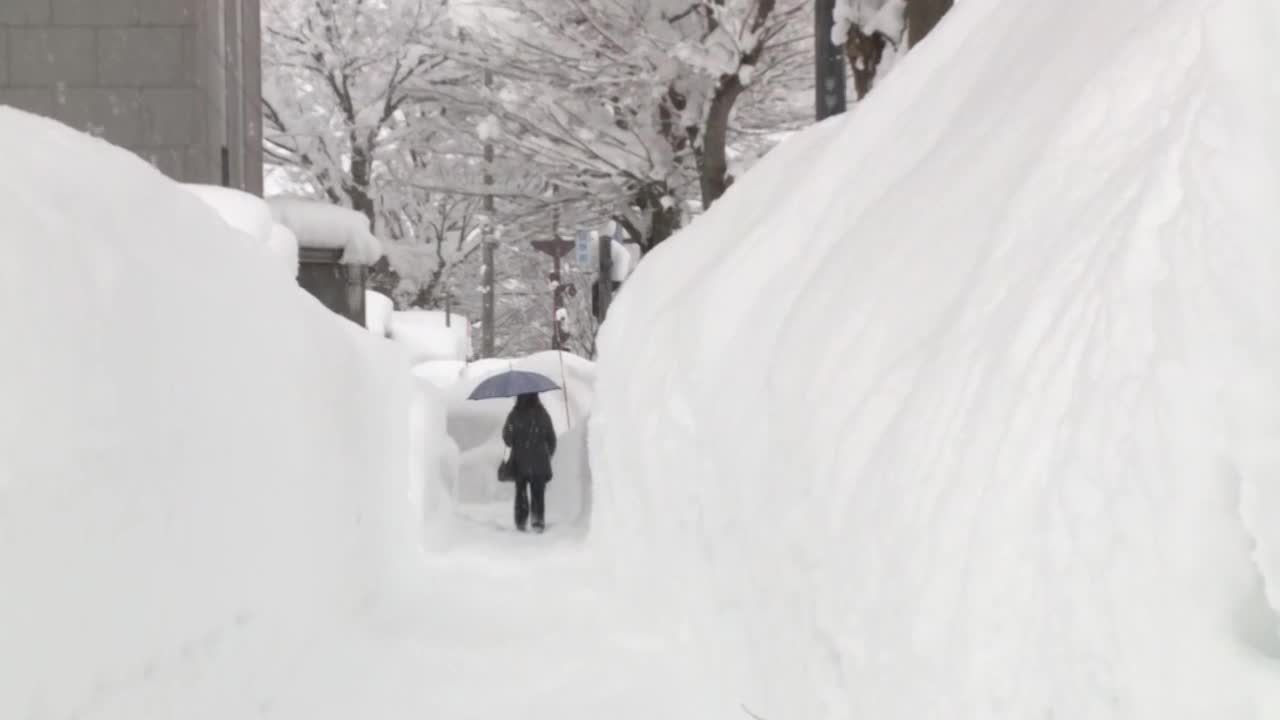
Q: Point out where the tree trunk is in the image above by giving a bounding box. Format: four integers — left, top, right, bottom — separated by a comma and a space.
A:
644, 87, 692, 254
343, 139, 400, 298
366, 256, 400, 303
698, 0, 779, 209
906, 0, 953, 47
700, 76, 744, 210
648, 196, 681, 250
844, 25, 887, 101
344, 142, 376, 225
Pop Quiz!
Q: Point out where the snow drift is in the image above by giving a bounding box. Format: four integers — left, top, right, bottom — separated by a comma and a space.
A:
388, 309, 472, 363
182, 184, 299, 279
591, 1, 1280, 718
408, 369, 462, 549
0, 109, 437, 718
365, 290, 395, 337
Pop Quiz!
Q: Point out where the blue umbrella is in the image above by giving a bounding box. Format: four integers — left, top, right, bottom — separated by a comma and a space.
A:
467, 369, 561, 400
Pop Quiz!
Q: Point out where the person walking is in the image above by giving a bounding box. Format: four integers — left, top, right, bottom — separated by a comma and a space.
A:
502, 393, 557, 532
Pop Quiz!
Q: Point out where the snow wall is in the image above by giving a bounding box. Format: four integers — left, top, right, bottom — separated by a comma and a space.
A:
181, 184, 300, 280
591, 1, 1280, 718
0, 108, 439, 717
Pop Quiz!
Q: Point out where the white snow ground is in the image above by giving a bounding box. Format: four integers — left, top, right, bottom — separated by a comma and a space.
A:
592, 1, 1280, 718
0, 108, 725, 720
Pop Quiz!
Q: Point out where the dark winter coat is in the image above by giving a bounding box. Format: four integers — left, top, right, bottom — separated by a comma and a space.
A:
503, 397, 557, 479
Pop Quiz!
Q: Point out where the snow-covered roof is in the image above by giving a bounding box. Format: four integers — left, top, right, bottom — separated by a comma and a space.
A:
266, 196, 384, 265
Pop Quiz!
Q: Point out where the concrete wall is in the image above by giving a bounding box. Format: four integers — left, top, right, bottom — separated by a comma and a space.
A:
0, 0, 262, 194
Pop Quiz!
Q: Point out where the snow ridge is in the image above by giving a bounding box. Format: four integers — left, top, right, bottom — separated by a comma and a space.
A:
591, 0, 1280, 717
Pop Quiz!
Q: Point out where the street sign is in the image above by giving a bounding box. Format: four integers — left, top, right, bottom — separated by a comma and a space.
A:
575, 229, 592, 266
531, 238, 575, 258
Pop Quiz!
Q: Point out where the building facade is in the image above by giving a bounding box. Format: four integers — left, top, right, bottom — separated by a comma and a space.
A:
0, 0, 262, 194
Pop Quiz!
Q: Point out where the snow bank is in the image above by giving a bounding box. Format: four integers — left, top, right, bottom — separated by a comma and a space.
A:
182, 184, 273, 241
591, 1, 1280, 718
0, 109, 436, 717
181, 184, 299, 279
407, 369, 460, 548
267, 196, 383, 265
413, 359, 468, 391
267, 222, 300, 278
549, 421, 591, 529
365, 290, 394, 337
388, 309, 472, 363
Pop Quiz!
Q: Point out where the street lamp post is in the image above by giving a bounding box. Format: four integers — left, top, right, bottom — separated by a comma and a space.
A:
480, 67, 497, 358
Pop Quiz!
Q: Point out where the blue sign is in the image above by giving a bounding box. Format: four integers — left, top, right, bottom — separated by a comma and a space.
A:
575, 229, 591, 266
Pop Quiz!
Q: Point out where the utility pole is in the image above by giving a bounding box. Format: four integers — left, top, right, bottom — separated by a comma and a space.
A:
532, 199, 575, 350
815, 0, 848, 121
531, 235, 576, 350
480, 67, 496, 357
597, 224, 615, 321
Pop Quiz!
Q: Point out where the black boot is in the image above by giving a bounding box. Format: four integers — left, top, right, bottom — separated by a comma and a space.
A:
514, 478, 530, 532
530, 477, 547, 532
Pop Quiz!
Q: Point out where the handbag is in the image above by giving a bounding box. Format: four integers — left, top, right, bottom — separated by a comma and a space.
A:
497, 450, 517, 483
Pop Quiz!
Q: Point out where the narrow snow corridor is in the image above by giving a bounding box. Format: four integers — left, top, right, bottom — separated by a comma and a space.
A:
8, 0, 1280, 714
323, 519, 732, 720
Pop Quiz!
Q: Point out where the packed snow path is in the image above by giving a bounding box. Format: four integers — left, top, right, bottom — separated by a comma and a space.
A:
257, 516, 732, 720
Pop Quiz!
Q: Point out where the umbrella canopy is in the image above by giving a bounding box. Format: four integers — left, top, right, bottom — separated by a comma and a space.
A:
467, 369, 560, 400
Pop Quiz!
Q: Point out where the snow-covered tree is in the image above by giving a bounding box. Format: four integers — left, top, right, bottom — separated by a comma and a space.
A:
263, 0, 820, 354
262, 0, 457, 218
834, 0, 951, 100
263, 0, 489, 303
454, 0, 809, 252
